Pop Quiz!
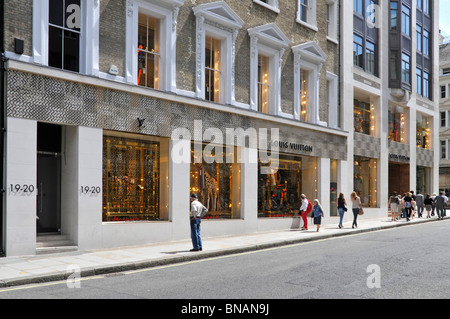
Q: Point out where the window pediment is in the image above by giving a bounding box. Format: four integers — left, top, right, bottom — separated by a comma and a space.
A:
193, 1, 244, 30
292, 41, 327, 63
248, 23, 290, 49
144, 0, 185, 10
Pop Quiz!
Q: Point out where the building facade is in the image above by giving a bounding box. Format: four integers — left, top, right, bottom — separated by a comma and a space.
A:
439, 38, 450, 192
0, 0, 440, 257
341, 0, 440, 212
1, 0, 347, 257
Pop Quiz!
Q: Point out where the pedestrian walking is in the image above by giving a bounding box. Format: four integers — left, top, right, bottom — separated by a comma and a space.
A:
389, 192, 400, 221
434, 192, 446, 220
190, 193, 204, 251
424, 194, 433, 218
431, 193, 436, 216
337, 193, 347, 228
350, 191, 361, 229
415, 191, 424, 218
403, 192, 413, 221
312, 199, 324, 232
299, 194, 311, 230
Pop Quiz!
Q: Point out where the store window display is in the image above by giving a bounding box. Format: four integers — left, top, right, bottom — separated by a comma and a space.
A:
103, 133, 168, 222
190, 143, 241, 219
258, 154, 317, 218
354, 156, 378, 208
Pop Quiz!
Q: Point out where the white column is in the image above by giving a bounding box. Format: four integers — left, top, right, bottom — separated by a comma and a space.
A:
241, 147, 258, 232
169, 138, 191, 240
5, 118, 37, 256
61, 126, 103, 250
318, 158, 330, 218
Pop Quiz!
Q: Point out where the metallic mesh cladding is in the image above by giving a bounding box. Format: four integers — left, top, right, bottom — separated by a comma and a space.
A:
6, 70, 348, 160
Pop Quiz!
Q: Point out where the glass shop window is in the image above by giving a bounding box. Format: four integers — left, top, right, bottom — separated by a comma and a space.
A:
48, 0, 81, 72
103, 134, 168, 222
190, 143, 241, 219
354, 156, 378, 208
354, 99, 375, 136
258, 154, 317, 218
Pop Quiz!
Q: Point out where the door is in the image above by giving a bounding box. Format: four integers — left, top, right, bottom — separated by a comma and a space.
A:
36, 123, 62, 234
37, 153, 61, 233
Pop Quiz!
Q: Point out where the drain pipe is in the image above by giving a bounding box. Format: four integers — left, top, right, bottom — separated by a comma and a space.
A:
0, 0, 6, 257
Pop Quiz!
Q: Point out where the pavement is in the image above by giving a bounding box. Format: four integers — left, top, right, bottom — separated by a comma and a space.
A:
0, 215, 447, 288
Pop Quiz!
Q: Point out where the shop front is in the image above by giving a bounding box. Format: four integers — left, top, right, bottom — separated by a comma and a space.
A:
4, 69, 348, 256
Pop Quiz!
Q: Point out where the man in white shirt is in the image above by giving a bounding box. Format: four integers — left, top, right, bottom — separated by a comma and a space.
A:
190, 194, 203, 251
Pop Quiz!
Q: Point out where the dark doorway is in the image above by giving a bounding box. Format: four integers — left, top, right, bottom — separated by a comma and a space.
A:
389, 162, 410, 197
36, 123, 62, 233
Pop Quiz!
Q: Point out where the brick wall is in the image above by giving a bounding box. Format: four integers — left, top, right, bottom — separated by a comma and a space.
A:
176, 0, 339, 121
2, 0, 339, 122
99, 0, 126, 77
4, 0, 33, 56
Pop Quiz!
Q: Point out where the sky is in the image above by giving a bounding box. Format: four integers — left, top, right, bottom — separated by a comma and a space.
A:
441, 1, 450, 38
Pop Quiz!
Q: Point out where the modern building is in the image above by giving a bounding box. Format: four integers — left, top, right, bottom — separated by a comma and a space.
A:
0, 0, 441, 257
341, 0, 440, 211
438, 36, 450, 192
0, 0, 346, 257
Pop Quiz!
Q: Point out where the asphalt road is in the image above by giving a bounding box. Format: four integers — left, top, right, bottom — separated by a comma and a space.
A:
1, 219, 450, 301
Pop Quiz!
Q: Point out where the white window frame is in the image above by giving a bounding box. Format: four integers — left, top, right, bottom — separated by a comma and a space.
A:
193, 1, 244, 105
32, 0, 99, 76
253, 0, 280, 14
292, 42, 327, 124
327, 71, 339, 128
296, 0, 317, 32
326, 0, 338, 43
125, 0, 184, 92
248, 23, 289, 115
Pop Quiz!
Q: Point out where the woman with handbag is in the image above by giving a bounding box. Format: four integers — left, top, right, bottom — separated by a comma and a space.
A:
350, 191, 361, 229
337, 193, 347, 229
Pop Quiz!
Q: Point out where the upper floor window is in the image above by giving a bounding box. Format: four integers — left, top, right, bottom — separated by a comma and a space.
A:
401, 52, 411, 84
193, 1, 244, 105
297, 0, 317, 31
401, 4, 411, 37
137, 13, 160, 89
423, 29, 430, 56
33, 0, 99, 75
388, 105, 406, 143
354, 99, 376, 136
423, 0, 430, 15
354, 0, 364, 15
353, 34, 363, 67
48, 0, 81, 72
248, 23, 289, 115
258, 54, 270, 113
390, 1, 398, 30
253, 0, 280, 13
125, 0, 185, 91
205, 36, 221, 102
292, 42, 327, 124
326, 0, 338, 42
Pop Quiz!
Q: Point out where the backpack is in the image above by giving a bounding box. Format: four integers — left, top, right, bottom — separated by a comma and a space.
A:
200, 204, 209, 218
306, 200, 313, 213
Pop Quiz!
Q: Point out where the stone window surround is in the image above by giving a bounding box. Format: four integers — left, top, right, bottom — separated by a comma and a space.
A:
125, 0, 185, 93
32, 0, 99, 76
248, 23, 290, 117
193, 1, 244, 105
